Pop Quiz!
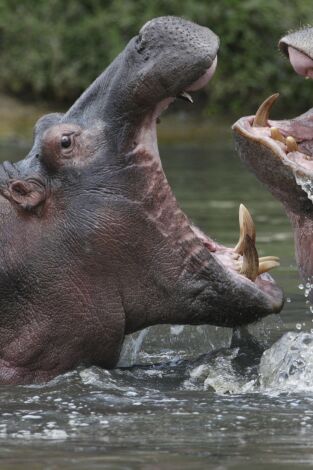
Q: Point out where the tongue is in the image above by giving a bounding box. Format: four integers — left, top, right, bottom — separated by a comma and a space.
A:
288, 46, 313, 78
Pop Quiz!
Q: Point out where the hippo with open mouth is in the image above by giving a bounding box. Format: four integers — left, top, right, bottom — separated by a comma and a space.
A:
0, 16, 283, 384
233, 27, 313, 299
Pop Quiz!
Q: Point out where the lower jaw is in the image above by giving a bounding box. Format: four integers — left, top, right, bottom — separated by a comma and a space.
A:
132, 126, 282, 306
192, 203, 281, 301
236, 94, 313, 173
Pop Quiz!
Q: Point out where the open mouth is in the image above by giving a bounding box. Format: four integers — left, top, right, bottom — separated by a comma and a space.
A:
231, 39, 313, 301
233, 41, 313, 184
139, 58, 283, 313
233, 92, 313, 178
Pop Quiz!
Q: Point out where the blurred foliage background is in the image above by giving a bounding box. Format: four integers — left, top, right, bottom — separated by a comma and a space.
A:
0, 0, 312, 117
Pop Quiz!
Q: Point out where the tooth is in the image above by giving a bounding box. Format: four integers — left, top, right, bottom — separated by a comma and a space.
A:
258, 260, 280, 275
235, 204, 256, 254
234, 262, 241, 272
252, 93, 279, 127
286, 136, 298, 152
259, 256, 280, 263
178, 91, 193, 103
270, 127, 285, 143
240, 235, 259, 281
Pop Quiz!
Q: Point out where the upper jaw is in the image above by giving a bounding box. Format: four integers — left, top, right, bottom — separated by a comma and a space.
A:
279, 28, 313, 78
146, 55, 218, 125
279, 27, 313, 84
132, 55, 219, 161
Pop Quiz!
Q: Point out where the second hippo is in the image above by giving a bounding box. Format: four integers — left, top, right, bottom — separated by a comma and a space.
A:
233, 26, 313, 299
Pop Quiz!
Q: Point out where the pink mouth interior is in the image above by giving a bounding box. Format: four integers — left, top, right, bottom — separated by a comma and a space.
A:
240, 46, 313, 168
238, 114, 313, 173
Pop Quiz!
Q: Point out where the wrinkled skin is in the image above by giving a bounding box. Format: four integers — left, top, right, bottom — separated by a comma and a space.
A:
0, 16, 283, 384
233, 27, 313, 297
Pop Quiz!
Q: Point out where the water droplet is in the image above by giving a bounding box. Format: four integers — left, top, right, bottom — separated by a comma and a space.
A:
299, 284, 304, 290
170, 325, 184, 335
287, 297, 291, 303
296, 323, 302, 330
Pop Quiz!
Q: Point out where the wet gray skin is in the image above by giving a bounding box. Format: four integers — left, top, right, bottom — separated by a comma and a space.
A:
0, 16, 283, 384
233, 27, 313, 300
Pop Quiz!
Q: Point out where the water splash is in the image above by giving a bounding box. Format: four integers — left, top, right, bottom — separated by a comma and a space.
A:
295, 174, 313, 204
118, 329, 149, 366
184, 348, 256, 395
259, 331, 313, 393
118, 325, 232, 367
182, 324, 313, 396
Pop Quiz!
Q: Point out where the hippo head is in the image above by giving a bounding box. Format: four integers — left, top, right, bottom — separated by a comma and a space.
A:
0, 17, 283, 383
233, 27, 313, 293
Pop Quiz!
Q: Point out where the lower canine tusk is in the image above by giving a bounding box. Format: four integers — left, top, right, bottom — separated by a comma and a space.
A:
235, 204, 256, 255
240, 234, 259, 281
258, 260, 280, 275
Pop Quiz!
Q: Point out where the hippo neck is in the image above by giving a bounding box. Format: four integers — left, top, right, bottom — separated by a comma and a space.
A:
289, 211, 313, 283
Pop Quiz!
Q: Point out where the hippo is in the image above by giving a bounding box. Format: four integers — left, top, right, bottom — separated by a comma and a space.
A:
0, 16, 283, 384
233, 27, 313, 299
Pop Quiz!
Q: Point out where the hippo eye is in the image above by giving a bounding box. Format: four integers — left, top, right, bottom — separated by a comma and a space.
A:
60, 134, 73, 149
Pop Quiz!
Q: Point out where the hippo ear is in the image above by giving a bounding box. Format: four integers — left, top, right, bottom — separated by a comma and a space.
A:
6, 179, 47, 212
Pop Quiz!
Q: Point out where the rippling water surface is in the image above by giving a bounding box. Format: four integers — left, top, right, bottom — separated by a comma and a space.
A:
0, 132, 312, 469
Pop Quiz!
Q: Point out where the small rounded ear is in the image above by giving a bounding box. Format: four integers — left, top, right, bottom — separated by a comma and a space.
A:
7, 179, 47, 212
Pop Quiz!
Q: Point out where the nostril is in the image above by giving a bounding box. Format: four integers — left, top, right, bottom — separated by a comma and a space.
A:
135, 33, 146, 54
2, 161, 18, 179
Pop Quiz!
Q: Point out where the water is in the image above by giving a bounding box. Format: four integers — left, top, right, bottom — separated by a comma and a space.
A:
0, 129, 312, 469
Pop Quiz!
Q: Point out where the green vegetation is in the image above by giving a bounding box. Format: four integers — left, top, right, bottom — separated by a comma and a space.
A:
0, 0, 312, 116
